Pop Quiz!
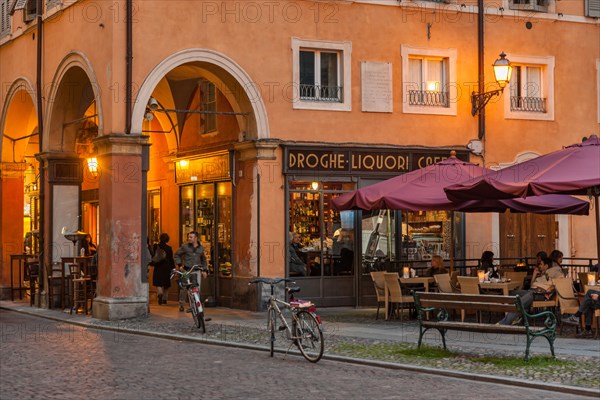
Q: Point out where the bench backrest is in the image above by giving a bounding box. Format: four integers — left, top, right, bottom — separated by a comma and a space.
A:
414, 291, 519, 314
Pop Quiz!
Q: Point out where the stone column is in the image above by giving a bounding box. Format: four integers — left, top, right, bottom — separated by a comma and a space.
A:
92, 134, 150, 320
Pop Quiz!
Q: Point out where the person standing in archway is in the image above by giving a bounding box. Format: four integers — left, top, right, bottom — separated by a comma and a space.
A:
149, 233, 175, 305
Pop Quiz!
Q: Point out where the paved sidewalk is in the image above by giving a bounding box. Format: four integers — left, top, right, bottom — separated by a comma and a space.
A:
1, 300, 599, 397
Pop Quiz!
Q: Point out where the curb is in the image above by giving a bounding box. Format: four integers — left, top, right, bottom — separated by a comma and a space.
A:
2, 305, 598, 398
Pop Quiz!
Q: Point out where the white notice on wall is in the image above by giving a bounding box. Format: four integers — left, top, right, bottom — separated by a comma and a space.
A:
361, 61, 393, 113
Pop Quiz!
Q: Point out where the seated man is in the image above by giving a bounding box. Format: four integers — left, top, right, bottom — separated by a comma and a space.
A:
563, 289, 600, 338
288, 232, 306, 276
498, 256, 562, 325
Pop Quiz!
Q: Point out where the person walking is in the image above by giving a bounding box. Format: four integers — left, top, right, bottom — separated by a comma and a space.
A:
174, 231, 208, 312
149, 233, 175, 305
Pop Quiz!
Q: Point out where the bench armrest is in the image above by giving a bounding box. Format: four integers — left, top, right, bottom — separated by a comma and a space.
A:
524, 309, 557, 330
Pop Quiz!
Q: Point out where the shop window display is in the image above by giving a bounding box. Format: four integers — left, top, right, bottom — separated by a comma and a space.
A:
288, 181, 356, 277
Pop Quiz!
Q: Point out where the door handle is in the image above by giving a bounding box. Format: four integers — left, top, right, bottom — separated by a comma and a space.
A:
537, 234, 546, 238
506, 234, 515, 238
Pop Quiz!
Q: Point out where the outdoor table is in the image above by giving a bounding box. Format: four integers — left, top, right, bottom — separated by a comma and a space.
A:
479, 280, 522, 296
399, 277, 435, 292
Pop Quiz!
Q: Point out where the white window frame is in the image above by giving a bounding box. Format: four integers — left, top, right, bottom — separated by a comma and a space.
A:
401, 45, 457, 116
292, 37, 352, 112
503, 54, 554, 121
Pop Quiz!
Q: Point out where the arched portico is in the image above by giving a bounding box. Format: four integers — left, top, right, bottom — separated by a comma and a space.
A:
132, 48, 270, 141
0, 78, 38, 300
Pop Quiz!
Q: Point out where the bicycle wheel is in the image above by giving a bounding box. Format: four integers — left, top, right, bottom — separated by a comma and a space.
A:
188, 291, 201, 329
194, 291, 206, 333
268, 306, 276, 357
293, 310, 324, 362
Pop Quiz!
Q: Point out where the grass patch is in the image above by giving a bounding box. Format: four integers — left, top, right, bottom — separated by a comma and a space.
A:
331, 342, 455, 359
473, 355, 570, 369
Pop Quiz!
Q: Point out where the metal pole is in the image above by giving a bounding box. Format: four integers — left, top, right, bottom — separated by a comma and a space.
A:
477, 0, 485, 141
594, 194, 600, 264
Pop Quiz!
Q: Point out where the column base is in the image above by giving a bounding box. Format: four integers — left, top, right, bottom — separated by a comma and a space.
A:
92, 296, 148, 320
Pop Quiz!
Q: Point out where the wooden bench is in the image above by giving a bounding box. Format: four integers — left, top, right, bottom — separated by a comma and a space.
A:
413, 292, 557, 361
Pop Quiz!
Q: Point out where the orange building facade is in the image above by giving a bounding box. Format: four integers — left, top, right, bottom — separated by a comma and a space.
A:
1, 0, 599, 319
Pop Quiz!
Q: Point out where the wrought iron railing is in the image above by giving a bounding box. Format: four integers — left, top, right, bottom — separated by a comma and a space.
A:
408, 90, 450, 107
300, 84, 343, 102
510, 96, 547, 113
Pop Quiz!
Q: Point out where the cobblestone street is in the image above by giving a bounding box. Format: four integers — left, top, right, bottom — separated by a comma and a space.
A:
0, 310, 591, 399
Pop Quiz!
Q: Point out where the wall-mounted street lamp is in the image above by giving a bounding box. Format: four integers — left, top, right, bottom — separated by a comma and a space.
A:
471, 52, 512, 116
86, 157, 99, 177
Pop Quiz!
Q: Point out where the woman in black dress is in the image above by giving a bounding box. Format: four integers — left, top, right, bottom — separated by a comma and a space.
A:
149, 233, 175, 305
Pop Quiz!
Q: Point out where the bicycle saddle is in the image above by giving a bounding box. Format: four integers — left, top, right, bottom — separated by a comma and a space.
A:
286, 286, 301, 294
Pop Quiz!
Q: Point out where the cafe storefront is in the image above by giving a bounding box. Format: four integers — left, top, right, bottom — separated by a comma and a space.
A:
173, 151, 234, 306
283, 145, 467, 307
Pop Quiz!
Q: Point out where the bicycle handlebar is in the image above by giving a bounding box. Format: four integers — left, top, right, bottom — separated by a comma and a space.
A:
248, 277, 295, 286
170, 264, 207, 279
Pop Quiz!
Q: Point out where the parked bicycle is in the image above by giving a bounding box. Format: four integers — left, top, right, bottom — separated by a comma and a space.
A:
171, 264, 208, 332
249, 277, 324, 362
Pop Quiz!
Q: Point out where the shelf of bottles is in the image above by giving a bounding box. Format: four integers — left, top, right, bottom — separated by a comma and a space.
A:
403, 210, 450, 261
291, 192, 321, 246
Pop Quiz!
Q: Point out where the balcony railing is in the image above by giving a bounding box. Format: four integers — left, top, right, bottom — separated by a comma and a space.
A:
408, 90, 450, 107
300, 85, 343, 102
510, 96, 547, 113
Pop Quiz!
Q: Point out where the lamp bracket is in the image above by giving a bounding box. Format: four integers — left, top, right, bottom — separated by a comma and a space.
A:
471, 88, 504, 116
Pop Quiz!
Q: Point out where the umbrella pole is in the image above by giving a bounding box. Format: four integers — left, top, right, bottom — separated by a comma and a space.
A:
450, 211, 455, 273
595, 194, 600, 264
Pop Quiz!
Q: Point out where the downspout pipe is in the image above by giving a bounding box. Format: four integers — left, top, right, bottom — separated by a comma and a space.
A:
477, 0, 485, 142
36, 0, 44, 307
256, 172, 261, 277
125, 0, 132, 134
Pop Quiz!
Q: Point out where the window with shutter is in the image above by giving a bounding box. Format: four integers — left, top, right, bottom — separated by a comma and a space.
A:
586, 0, 600, 17
1, 0, 11, 36
24, 0, 36, 22
509, 0, 549, 12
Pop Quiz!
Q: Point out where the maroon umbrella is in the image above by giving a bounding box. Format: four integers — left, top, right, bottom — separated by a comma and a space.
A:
444, 135, 600, 259
332, 156, 589, 215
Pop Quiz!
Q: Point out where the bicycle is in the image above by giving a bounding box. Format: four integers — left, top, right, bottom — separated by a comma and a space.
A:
171, 265, 208, 333
249, 277, 324, 363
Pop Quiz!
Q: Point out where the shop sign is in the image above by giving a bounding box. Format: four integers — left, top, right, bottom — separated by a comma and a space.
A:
175, 153, 230, 184
285, 147, 468, 175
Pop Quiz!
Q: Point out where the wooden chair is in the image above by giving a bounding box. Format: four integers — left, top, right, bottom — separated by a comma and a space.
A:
457, 276, 480, 322
595, 309, 600, 339
47, 262, 67, 309
26, 260, 39, 307
577, 272, 589, 288
370, 271, 386, 320
384, 272, 414, 321
504, 271, 527, 290
69, 263, 92, 315
433, 273, 454, 293
553, 278, 580, 334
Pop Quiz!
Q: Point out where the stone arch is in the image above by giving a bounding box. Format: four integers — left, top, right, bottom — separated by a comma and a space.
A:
132, 48, 269, 141
1, 77, 38, 162
44, 51, 103, 153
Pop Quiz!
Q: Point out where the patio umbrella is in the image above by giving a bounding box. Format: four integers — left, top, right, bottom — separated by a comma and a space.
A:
332, 155, 589, 270
332, 156, 589, 215
444, 135, 600, 259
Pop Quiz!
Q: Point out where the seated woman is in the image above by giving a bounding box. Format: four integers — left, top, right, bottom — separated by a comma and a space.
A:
424, 255, 447, 277
481, 250, 500, 279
